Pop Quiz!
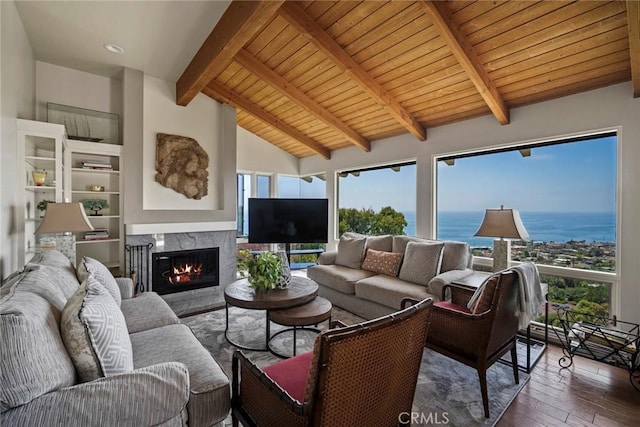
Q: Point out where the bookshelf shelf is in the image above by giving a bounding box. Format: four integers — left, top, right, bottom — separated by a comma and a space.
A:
554, 308, 639, 391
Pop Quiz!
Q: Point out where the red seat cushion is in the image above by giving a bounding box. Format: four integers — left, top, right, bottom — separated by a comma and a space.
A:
262, 351, 313, 402
434, 300, 472, 314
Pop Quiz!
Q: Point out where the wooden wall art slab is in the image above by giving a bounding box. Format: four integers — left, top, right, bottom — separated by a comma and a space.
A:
155, 133, 209, 200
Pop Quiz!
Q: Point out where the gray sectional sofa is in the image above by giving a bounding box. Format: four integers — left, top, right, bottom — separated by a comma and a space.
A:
307, 234, 474, 320
1, 250, 230, 426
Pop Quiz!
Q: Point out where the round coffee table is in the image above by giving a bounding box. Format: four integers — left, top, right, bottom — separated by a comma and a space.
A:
224, 276, 318, 351
268, 296, 332, 358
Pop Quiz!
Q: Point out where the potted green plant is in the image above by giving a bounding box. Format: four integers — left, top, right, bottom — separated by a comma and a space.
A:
81, 199, 109, 216
36, 199, 55, 217
240, 251, 283, 292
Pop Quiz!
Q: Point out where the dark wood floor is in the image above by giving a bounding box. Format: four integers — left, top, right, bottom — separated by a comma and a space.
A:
498, 343, 640, 426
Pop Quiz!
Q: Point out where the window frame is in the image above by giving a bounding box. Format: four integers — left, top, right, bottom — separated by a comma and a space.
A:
431, 128, 621, 318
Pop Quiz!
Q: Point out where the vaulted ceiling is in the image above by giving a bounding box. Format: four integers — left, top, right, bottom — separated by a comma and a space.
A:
178, 0, 640, 160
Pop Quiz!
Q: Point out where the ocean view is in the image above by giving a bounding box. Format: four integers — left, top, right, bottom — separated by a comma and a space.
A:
403, 211, 615, 246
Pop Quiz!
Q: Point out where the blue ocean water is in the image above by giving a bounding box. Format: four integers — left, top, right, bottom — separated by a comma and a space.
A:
403, 211, 615, 246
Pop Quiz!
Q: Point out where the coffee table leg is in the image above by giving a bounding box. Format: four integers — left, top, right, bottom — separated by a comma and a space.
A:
224, 304, 269, 351
293, 327, 297, 356
266, 311, 270, 350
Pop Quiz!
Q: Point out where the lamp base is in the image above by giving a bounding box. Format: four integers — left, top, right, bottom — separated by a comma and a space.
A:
492, 239, 511, 272
55, 234, 77, 266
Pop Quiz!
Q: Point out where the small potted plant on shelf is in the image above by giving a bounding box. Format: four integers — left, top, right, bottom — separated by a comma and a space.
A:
36, 200, 55, 218
81, 199, 109, 216
238, 250, 284, 292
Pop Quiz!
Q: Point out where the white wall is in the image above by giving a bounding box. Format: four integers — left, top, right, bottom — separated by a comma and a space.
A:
143, 75, 221, 211
35, 61, 122, 124
1, 0, 35, 279
299, 82, 640, 324
237, 126, 298, 175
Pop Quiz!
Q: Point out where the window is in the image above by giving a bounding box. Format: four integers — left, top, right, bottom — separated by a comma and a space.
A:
237, 173, 272, 237
435, 133, 617, 316
277, 174, 325, 198
337, 162, 416, 237
236, 173, 251, 237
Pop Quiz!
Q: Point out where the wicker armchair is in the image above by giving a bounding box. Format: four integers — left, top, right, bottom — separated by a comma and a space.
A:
425, 270, 520, 418
231, 298, 433, 427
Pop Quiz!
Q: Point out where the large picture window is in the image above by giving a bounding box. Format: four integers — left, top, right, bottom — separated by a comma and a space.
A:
436, 132, 617, 317
337, 162, 416, 237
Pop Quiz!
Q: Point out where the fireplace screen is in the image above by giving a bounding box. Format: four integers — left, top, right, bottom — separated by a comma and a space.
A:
152, 247, 219, 295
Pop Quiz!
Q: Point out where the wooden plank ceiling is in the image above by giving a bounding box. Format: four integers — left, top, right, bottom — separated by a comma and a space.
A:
178, 0, 638, 159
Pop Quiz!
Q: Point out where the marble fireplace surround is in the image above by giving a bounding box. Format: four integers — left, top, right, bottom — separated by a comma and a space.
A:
125, 222, 236, 316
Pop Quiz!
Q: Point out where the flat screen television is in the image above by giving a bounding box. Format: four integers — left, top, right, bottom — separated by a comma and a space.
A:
248, 198, 328, 244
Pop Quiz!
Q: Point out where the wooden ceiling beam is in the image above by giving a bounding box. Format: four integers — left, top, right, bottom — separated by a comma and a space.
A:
278, 2, 427, 141
235, 49, 371, 152
176, 0, 284, 106
204, 81, 331, 159
420, 1, 510, 124
627, 0, 640, 97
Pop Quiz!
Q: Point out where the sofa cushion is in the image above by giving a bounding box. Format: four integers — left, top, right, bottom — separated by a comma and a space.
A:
61, 276, 134, 382
77, 256, 121, 306
307, 264, 377, 295
1, 288, 76, 412
365, 234, 393, 252
391, 235, 425, 254
361, 249, 403, 277
434, 300, 472, 314
335, 234, 366, 269
130, 324, 231, 426
263, 350, 313, 403
0, 266, 69, 313
28, 249, 75, 272
355, 275, 436, 310
120, 292, 180, 334
441, 241, 471, 272
398, 241, 444, 286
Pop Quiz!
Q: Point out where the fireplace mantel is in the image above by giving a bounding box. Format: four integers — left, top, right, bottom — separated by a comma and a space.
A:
126, 221, 236, 235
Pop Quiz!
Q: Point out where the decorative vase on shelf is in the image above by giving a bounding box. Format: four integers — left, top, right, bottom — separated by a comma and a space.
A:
32, 170, 47, 186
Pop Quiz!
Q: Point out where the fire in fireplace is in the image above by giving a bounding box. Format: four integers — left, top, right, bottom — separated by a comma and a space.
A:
152, 247, 219, 295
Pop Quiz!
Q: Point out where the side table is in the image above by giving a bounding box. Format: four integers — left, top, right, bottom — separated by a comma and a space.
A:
451, 271, 549, 373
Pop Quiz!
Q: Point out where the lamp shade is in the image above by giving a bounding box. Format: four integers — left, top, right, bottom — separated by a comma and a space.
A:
474, 206, 529, 240
35, 202, 94, 234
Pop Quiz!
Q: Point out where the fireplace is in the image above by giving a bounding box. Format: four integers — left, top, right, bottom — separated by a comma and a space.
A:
152, 247, 219, 295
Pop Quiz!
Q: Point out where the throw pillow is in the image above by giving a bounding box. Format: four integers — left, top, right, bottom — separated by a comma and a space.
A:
440, 241, 471, 272
335, 234, 366, 269
61, 275, 134, 382
364, 235, 393, 252
398, 241, 444, 286
77, 256, 121, 306
361, 248, 403, 277
468, 275, 499, 314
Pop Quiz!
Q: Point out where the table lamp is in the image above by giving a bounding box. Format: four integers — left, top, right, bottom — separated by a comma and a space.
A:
35, 202, 94, 264
474, 205, 529, 272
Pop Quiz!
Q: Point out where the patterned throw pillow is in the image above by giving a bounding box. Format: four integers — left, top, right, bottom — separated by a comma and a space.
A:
469, 275, 499, 314
398, 241, 445, 286
61, 275, 133, 382
335, 234, 366, 269
361, 249, 403, 277
76, 256, 121, 306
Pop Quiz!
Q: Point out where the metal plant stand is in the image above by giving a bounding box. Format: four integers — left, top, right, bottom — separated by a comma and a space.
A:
554, 307, 640, 391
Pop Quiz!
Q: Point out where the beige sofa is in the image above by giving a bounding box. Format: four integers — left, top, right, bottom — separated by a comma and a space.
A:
307, 234, 474, 320
1, 250, 230, 426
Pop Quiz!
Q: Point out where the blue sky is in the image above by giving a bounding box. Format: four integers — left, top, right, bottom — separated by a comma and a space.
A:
334, 135, 616, 214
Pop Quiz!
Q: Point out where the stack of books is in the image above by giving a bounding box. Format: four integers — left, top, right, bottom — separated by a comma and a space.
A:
84, 229, 110, 240
82, 161, 112, 170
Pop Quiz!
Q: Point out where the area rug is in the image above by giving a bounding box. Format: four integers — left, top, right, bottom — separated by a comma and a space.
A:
182, 306, 528, 426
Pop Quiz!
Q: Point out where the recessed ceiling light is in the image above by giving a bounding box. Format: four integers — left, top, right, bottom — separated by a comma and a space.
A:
103, 43, 124, 54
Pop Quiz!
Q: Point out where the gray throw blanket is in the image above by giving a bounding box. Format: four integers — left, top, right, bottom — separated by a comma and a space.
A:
511, 262, 545, 329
